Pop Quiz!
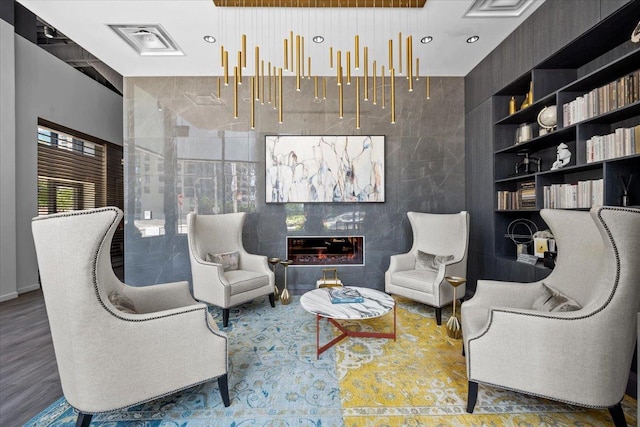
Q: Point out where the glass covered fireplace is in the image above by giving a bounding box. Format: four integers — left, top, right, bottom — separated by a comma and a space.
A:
286, 236, 364, 266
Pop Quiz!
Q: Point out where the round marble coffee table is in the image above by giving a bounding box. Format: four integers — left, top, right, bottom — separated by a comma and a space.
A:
300, 286, 396, 358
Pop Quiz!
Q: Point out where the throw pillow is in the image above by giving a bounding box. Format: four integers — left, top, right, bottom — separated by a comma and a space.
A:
415, 251, 454, 271
108, 290, 137, 314
206, 251, 240, 272
531, 283, 582, 312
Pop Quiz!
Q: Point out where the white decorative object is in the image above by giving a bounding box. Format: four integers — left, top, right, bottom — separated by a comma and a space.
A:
537, 105, 557, 136
551, 143, 571, 170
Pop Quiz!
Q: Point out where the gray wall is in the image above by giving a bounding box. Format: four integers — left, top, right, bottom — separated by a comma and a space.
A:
0, 28, 123, 301
464, 0, 634, 290
124, 76, 465, 292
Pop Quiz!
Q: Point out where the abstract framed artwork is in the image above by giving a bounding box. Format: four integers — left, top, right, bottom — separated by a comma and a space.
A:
266, 135, 385, 203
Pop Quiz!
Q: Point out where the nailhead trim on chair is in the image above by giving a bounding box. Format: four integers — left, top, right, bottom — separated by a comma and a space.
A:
35, 207, 229, 414
467, 206, 638, 409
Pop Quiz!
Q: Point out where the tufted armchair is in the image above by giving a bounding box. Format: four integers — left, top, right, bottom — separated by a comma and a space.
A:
462, 206, 640, 426
31, 207, 229, 427
385, 211, 470, 325
187, 212, 275, 327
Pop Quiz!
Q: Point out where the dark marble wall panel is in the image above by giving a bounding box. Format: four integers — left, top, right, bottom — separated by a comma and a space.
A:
124, 76, 465, 293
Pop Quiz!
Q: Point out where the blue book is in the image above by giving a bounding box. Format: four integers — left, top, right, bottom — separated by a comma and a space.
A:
329, 287, 364, 304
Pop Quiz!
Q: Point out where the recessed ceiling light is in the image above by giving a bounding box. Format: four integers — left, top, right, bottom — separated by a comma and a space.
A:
109, 24, 184, 56
312, 35, 325, 43
420, 36, 433, 44
466, 35, 480, 43
203, 35, 216, 43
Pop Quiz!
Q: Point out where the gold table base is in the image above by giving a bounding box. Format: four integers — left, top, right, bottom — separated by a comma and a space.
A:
445, 276, 466, 340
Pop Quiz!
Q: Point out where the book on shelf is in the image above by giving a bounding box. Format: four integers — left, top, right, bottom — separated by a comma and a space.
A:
543, 179, 603, 209
563, 69, 640, 126
328, 287, 364, 304
497, 181, 536, 210
586, 124, 640, 163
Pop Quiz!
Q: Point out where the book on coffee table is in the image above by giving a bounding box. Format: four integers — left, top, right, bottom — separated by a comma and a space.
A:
329, 287, 364, 304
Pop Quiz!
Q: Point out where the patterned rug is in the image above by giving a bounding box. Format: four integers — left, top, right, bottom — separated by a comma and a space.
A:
26, 295, 637, 426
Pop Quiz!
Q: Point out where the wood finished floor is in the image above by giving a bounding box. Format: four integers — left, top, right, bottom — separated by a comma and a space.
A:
0, 289, 62, 427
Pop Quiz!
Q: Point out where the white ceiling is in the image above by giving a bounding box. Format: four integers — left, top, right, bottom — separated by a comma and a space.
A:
16, 0, 545, 77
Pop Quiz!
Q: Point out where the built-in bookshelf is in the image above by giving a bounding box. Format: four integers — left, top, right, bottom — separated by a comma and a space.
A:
492, 6, 640, 261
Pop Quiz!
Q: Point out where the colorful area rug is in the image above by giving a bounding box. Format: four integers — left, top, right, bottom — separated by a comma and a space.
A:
26, 295, 637, 426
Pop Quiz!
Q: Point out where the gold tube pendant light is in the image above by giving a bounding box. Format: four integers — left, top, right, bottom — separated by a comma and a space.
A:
301, 36, 305, 76
339, 81, 344, 118
356, 76, 361, 129
416, 57, 420, 80
391, 68, 396, 123
337, 50, 342, 86
284, 38, 288, 70
278, 67, 283, 123
273, 65, 277, 109
382, 65, 386, 109
237, 51, 243, 85
255, 46, 260, 100
355, 35, 360, 70
307, 57, 311, 79
398, 32, 402, 75
233, 66, 239, 119
296, 35, 301, 91
268, 62, 272, 104
346, 51, 351, 85
314, 75, 319, 99
220, 45, 225, 68
426, 75, 430, 99
408, 37, 413, 92
329, 46, 334, 69
261, 60, 265, 104
217, 77, 221, 99
242, 34, 247, 68
323, 77, 327, 99
250, 76, 255, 129
388, 39, 393, 70
289, 31, 294, 72
364, 46, 369, 101
373, 60, 377, 105
223, 50, 229, 86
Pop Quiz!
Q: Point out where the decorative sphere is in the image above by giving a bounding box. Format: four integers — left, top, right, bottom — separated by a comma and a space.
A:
537, 105, 557, 130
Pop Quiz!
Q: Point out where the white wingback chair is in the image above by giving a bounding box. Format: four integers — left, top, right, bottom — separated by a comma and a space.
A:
31, 207, 229, 427
462, 206, 640, 427
385, 211, 470, 325
187, 212, 275, 327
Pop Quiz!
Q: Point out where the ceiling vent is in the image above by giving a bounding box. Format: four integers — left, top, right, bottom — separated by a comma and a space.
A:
109, 24, 184, 56
464, 0, 538, 18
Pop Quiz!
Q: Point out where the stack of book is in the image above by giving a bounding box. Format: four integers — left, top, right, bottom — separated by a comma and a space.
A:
586, 125, 640, 163
497, 182, 536, 210
329, 287, 364, 304
518, 181, 537, 209
543, 179, 603, 209
563, 69, 640, 126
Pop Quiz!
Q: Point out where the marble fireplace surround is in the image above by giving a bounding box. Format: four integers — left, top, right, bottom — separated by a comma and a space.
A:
123, 76, 465, 294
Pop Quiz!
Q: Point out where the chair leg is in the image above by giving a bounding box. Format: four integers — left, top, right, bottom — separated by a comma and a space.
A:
466, 381, 478, 413
435, 307, 442, 325
608, 402, 627, 427
222, 309, 230, 327
269, 293, 275, 307
218, 374, 231, 407
76, 412, 93, 427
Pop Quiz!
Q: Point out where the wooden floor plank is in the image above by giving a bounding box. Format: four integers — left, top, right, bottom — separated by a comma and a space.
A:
0, 289, 63, 427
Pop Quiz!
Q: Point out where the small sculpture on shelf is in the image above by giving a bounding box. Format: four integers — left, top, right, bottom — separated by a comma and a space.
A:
515, 151, 541, 175
551, 143, 571, 170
